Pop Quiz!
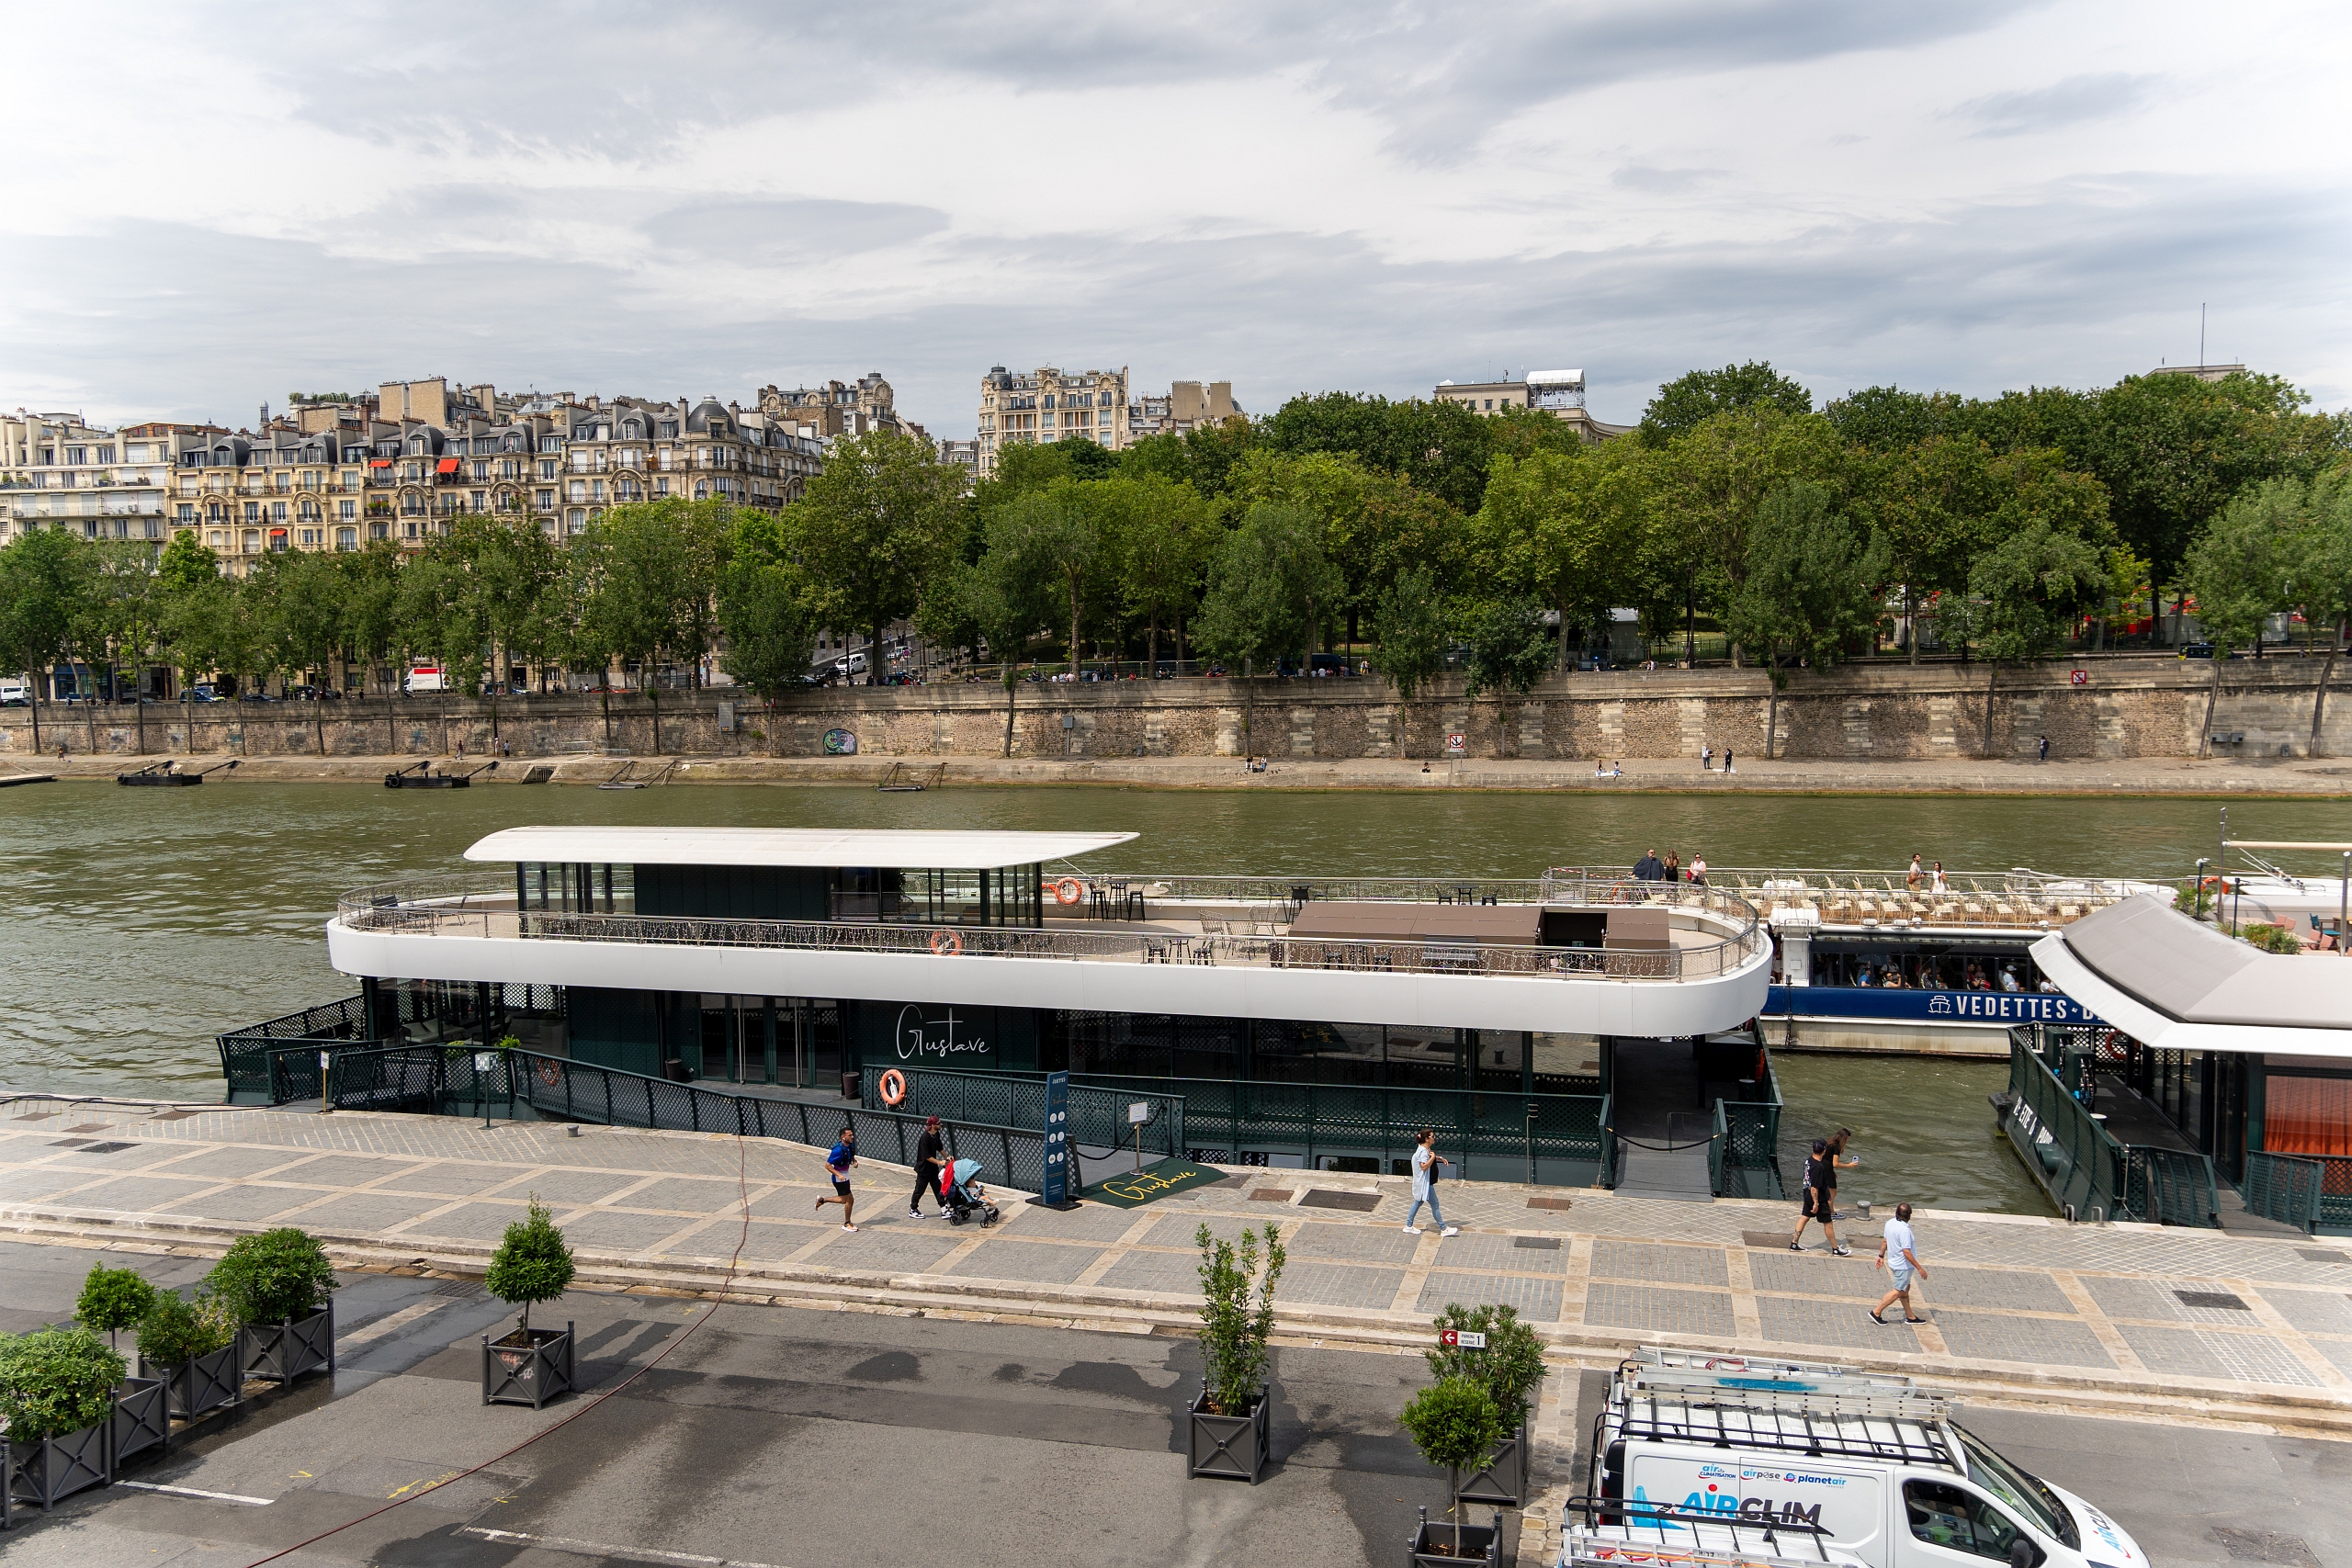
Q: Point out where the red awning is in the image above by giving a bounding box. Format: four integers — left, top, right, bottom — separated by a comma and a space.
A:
436, 457, 459, 474
269, 527, 287, 536
368, 458, 391, 468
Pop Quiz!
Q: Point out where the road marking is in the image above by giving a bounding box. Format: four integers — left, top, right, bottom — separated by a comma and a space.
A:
459, 1527, 790, 1566
115, 1480, 274, 1506
343, 1299, 447, 1345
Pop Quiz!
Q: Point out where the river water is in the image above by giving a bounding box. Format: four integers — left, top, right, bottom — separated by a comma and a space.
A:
6, 783, 2334, 1211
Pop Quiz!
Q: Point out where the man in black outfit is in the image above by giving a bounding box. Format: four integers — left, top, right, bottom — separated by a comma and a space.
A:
1633, 848, 1664, 881
909, 1116, 949, 1218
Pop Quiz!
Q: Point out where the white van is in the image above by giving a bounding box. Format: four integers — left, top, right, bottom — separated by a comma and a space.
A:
402, 666, 447, 694
0, 677, 28, 707
1594, 1360, 2147, 1568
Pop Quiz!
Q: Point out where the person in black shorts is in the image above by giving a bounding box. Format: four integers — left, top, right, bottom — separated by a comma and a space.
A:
1790, 1136, 1850, 1254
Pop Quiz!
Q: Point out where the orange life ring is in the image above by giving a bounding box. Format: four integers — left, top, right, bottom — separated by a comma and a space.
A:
878, 1068, 908, 1106
929, 928, 963, 956
1053, 877, 1085, 906
537, 1057, 560, 1088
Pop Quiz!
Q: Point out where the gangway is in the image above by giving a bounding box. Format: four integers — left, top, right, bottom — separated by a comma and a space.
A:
599, 760, 677, 790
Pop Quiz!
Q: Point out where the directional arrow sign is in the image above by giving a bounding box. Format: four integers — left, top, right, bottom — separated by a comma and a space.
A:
1440, 1329, 1487, 1349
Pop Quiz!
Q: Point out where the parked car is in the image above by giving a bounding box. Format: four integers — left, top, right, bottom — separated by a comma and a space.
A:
0, 679, 29, 706
2179, 643, 2233, 660
187, 684, 220, 703
833, 652, 868, 676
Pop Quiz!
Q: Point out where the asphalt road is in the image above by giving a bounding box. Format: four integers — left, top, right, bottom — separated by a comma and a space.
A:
1, 1238, 2343, 1568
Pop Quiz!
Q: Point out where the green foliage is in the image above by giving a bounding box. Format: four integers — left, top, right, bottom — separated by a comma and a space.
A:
1476, 446, 1643, 668
485, 1198, 575, 1335
1261, 392, 1493, 513
2241, 922, 2303, 954
1368, 568, 1449, 700
154, 530, 221, 593
75, 1264, 157, 1343
1194, 1222, 1285, 1416
1400, 1373, 1506, 1547
207, 1227, 336, 1326
787, 427, 967, 664
0, 1326, 127, 1443
1724, 481, 1889, 685
1461, 599, 1552, 703
1193, 502, 1343, 669
1966, 520, 2105, 664
134, 1288, 238, 1367
1639, 361, 1815, 446
1424, 1303, 1546, 1431
717, 512, 817, 705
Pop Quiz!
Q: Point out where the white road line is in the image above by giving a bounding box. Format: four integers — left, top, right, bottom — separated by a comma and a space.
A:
114, 1480, 275, 1506
343, 1299, 448, 1345
458, 1527, 791, 1567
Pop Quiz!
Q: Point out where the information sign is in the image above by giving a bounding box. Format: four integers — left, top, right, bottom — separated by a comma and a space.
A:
1440, 1329, 1487, 1349
1445, 734, 1466, 754
1041, 1070, 1071, 1206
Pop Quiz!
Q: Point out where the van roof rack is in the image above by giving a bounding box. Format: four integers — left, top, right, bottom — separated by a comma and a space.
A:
1562, 1498, 1850, 1566
1614, 1386, 1958, 1469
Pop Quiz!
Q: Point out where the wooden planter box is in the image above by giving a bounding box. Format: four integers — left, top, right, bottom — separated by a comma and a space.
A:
483, 1322, 575, 1409
112, 1377, 171, 1468
1409, 1514, 1502, 1566
1187, 1383, 1271, 1483
6, 1416, 110, 1513
1455, 1421, 1530, 1508
141, 1340, 243, 1420
243, 1300, 335, 1388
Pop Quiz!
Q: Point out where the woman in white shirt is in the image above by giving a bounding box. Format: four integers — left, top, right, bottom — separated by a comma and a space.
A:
1405, 1129, 1459, 1237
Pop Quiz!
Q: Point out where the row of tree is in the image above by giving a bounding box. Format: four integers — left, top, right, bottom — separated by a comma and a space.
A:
4, 364, 2346, 760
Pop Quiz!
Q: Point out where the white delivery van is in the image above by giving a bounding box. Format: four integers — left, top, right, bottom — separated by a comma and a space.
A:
1593, 1375, 2148, 1568
0, 677, 28, 706
402, 666, 447, 694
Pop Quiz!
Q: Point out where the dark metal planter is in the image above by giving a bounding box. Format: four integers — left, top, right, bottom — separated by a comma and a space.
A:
6, 1417, 110, 1512
1187, 1383, 1271, 1483
243, 1300, 335, 1388
111, 1378, 170, 1468
141, 1339, 243, 1420
1409, 1508, 1503, 1567
1455, 1421, 1529, 1508
482, 1322, 575, 1409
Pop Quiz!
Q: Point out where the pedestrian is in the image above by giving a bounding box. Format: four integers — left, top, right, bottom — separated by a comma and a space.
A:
1634, 847, 1662, 881
1870, 1201, 1929, 1324
1722, 748, 1735, 774
1790, 1139, 1829, 1250
2037, 734, 2049, 762
908, 1116, 948, 1218
1702, 744, 1713, 772
815, 1125, 859, 1231
1403, 1128, 1458, 1236
1688, 854, 1708, 887
1663, 852, 1681, 883
1906, 854, 1924, 890
1931, 861, 1947, 895
455, 735, 465, 760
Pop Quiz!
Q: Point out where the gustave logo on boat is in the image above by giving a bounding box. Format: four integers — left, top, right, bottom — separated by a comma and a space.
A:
894, 1004, 989, 1062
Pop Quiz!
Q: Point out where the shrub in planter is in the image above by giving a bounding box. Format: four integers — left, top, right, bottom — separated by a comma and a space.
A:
1187, 1222, 1285, 1482
135, 1289, 242, 1419
1426, 1303, 1545, 1506
211, 1228, 337, 1386
1400, 1375, 1505, 1560
0, 1326, 127, 1510
75, 1264, 158, 1350
483, 1199, 578, 1408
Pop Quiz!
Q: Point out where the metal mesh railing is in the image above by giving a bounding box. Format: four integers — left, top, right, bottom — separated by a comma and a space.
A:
322, 1046, 1053, 1194
862, 1067, 1186, 1162
2003, 1028, 2218, 1226
2123, 1145, 2219, 1228
2242, 1151, 2325, 1235
216, 995, 374, 1103
1589, 862, 2174, 931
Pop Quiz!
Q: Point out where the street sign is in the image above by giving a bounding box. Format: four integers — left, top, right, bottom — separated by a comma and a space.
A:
1041, 1070, 1071, 1206
1445, 734, 1466, 754
1440, 1329, 1487, 1349
1128, 1101, 1153, 1125
2070, 669, 2088, 686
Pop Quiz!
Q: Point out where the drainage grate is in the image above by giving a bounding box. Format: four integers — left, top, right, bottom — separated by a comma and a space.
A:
2176, 1290, 2250, 1312
1525, 1196, 1575, 1212
1512, 1235, 1562, 1250
145, 1111, 201, 1122
2298, 1248, 2348, 1265
12, 1111, 62, 1122
80, 1142, 138, 1155
427, 1279, 488, 1300
2212, 1525, 2320, 1566
1297, 1190, 1383, 1212
63, 1122, 115, 1134
48, 1138, 94, 1149
1247, 1189, 1295, 1202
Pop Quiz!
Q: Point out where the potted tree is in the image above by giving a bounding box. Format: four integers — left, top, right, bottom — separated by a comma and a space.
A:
212, 1228, 337, 1388
482, 1199, 577, 1408
1427, 1303, 1545, 1508
1187, 1222, 1285, 1483
1401, 1376, 1507, 1563
0, 1326, 127, 1511
75, 1264, 169, 1469
135, 1289, 243, 1420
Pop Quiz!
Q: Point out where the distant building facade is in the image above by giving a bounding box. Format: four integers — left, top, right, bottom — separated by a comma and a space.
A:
973, 367, 1249, 476
1430, 369, 1630, 441
1, 412, 215, 547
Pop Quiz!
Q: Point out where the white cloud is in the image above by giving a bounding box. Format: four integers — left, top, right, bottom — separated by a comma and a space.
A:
0, 0, 2346, 432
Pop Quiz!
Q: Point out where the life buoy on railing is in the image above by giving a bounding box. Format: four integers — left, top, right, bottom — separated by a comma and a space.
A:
929, 928, 963, 956
878, 1068, 908, 1106
537, 1057, 560, 1089
1053, 877, 1085, 906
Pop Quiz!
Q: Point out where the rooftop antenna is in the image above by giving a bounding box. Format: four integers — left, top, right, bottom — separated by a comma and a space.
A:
2199, 304, 2206, 369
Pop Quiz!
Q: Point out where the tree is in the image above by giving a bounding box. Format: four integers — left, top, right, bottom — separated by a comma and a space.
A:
1424, 1303, 1546, 1438
1724, 482, 1889, 757
1821, 385, 1967, 453
1460, 599, 1552, 757
992, 485, 1104, 670
2289, 473, 2352, 752
0, 527, 94, 747
485, 1197, 574, 1337
1099, 474, 1212, 668
336, 540, 402, 694
1476, 446, 1645, 669
1638, 360, 1814, 446
1193, 1222, 1284, 1418
2190, 474, 2350, 755
75, 1263, 157, 1350
959, 505, 1070, 755
1368, 567, 1448, 702
718, 512, 818, 712
1399, 1376, 1504, 1556
580, 502, 723, 753
1260, 393, 1493, 513
1848, 436, 1997, 662
787, 429, 966, 681
1965, 520, 2104, 755
1193, 503, 1343, 750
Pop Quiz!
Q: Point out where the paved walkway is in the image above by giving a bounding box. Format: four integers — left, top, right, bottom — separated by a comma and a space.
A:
5, 1096, 2348, 1435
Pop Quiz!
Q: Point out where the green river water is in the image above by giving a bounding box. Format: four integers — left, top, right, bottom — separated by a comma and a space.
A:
6, 782, 2340, 1212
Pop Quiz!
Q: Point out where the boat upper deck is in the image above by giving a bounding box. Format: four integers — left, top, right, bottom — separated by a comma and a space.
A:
1636, 864, 2181, 934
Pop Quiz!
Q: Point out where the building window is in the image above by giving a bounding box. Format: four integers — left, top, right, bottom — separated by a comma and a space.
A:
243, 502, 260, 522
339, 500, 356, 519
175, 503, 195, 523
370, 522, 390, 539
536, 490, 554, 510
337, 526, 357, 550
144, 519, 162, 539
271, 501, 288, 522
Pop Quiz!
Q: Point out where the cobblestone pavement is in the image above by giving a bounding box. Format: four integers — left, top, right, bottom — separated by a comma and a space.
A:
6, 1096, 2349, 1418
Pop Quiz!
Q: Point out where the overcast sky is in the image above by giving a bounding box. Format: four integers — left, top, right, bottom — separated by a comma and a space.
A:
3, 1, 2346, 436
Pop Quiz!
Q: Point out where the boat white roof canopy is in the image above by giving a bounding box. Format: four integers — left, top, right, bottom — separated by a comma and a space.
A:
464, 826, 1136, 871
2030, 894, 2352, 1056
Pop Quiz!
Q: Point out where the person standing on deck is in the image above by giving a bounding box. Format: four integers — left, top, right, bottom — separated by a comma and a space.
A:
1907, 855, 1925, 890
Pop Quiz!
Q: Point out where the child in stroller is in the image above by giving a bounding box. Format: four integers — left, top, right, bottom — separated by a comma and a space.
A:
940, 1156, 1000, 1226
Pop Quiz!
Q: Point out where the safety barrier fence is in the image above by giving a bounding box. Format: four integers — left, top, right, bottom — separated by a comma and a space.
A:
861, 1066, 1185, 1164
216, 996, 376, 1104
2242, 1151, 2326, 1235
321, 1046, 1051, 1194
2002, 1031, 2218, 1226
1710, 1060, 1784, 1201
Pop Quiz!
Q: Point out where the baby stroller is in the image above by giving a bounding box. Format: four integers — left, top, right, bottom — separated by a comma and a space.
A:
940, 1156, 1000, 1226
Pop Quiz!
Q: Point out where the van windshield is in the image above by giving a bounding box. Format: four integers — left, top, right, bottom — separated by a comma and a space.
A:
1954, 1426, 2078, 1549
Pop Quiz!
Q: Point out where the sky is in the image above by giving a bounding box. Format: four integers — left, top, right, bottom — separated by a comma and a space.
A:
2, 1, 2346, 437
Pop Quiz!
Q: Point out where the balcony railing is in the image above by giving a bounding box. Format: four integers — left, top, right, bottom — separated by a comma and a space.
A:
334, 872, 1766, 982
1566, 863, 2172, 931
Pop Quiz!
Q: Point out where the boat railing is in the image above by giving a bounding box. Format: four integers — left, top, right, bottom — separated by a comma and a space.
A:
1544, 863, 2172, 929
1086, 874, 1553, 906
336, 876, 1769, 983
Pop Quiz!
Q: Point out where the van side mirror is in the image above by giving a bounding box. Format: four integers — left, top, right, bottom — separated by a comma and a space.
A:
2009, 1540, 2041, 1568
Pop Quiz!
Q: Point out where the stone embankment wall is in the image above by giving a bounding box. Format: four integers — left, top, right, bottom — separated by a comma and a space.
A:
6, 657, 2349, 761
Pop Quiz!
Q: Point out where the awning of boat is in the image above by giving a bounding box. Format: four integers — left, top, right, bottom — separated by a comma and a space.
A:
2030, 894, 2352, 1057
464, 826, 1136, 871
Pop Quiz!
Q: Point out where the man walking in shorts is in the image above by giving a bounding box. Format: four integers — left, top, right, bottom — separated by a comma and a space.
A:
1790, 1137, 1850, 1255
1871, 1202, 1928, 1323
816, 1125, 859, 1231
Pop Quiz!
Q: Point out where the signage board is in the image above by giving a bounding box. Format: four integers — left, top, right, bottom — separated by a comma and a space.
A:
1445, 734, 1466, 753
1041, 1070, 1071, 1206
1128, 1101, 1153, 1126
1440, 1329, 1487, 1349
1764, 984, 2104, 1027
2070, 669, 2088, 685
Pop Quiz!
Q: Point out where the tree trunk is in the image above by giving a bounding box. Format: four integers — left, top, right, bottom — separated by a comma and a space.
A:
1001, 671, 1018, 757
1683, 579, 1696, 666
1765, 678, 1779, 761
600, 683, 612, 745
28, 671, 40, 752
1243, 657, 1254, 753
314, 704, 323, 756
1906, 586, 1919, 665
2314, 616, 2343, 758
1148, 613, 1159, 671
650, 682, 662, 754
1982, 660, 1997, 757
2199, 655, 2223, 757
1557, 603, 1573, 672
1069, 586, 1082, 681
